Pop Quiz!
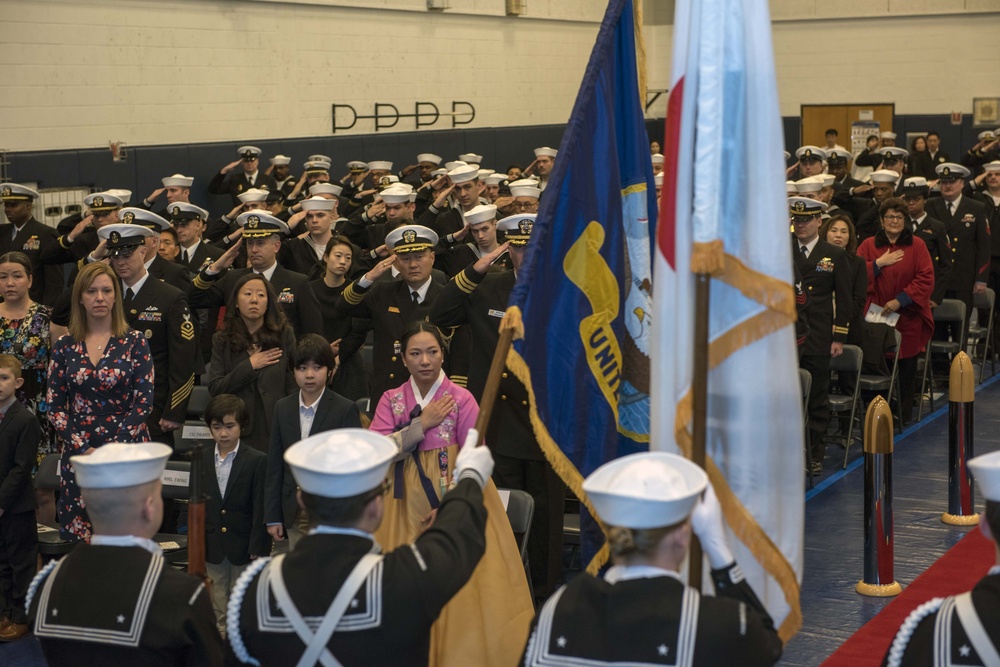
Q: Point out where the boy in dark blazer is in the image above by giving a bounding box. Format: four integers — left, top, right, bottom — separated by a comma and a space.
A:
203, 394, 270, 634
265, 334, 361, 552
0, 354, 41, 641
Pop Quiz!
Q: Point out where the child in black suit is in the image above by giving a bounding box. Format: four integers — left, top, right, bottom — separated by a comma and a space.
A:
0, 354, 41, 641
203, 394, 269, 635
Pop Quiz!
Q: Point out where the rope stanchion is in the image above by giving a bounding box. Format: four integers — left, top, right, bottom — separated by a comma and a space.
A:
942, 351, 979, 526
856, 396, 902, 597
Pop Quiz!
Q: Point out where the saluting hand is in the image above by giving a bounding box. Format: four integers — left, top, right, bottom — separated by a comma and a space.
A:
69, 214, 95, 243
221, 159, 242, 175
364, 255, 397, 282
209, 238, 243, 273
287, 210, 307, 230
146, 187, 165, 203
434, 185, 455, 209
473, 242, 510, 275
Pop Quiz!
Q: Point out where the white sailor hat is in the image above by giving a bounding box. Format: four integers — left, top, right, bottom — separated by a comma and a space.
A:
785, 180, 798, 195
654, 172, 664, 187
984, 161, 1000, 173
237, 145, 262, 160
878, 146, 909, 161
118, 207, 170, 231
936, 162, 971, 180
979, 131, 996, 142
483, 173, 507, 186
795, 146, 827, 162
969, 450, 1000, 502
827, 148, 853, 162
789, 196, 826, 218
379, 184, 416, 205
497, 213, 535, 246
509, 180, 541, 199
444, 161, 468, 172
307, 154, 331, 164
582, 452, 708, 529
0, 183, 39, 202
84, 192, 124, 212
269, 155, 291, 166
784, 151, 791, 162
367, 161, 393, 172
304, 160, 331, 174
161, 174, 194, 188
385, 224, 438, 254
431, 168, 448, 177
902, 177, 930, 195
794, 176, 825, 193
106, 189, 132, 204
869, 169, 900, 184
72, 443, 172, 490
285, 429, 396, 498
417, 153, 442, 165
477, 169, 496, 179
299, 196, 336, 212
309, 183, 344, 198
464, 204, 497, 226
347, 160, 368, 172
651, 153, 665, 165
98, 223, 155, 256
448, 165, 479, 184
880, 131, 897, 140
819, 174, 836, 188
458, 153, 483, 164
534, 146, 558, 158
167, 202, 209, 223
238, 210, 289, 238
238, 188, 270, 204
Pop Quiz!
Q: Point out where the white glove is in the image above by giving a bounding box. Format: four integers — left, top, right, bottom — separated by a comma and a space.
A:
690, 482, 735, 570
453, 429, 494, 488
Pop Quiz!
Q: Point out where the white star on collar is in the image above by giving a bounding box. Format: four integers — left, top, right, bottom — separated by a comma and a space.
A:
556, 636, 567, 648
658, 644, 669, 656
959, 644, 972, 657
350, 599, 359, 609
117, 614, 126, 624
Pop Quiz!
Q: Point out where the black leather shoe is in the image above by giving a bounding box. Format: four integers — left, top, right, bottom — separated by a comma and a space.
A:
809, 461, 823, 476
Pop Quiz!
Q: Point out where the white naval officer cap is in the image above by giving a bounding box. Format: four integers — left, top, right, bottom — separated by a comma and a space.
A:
417, 153, 442, 165
651, 153, 664, 165
869, 169, 900, 184
303, 160, 331, 174
237, 188, 270, 204
367, 161, 393, 172
118, 207, 171, 231
237, 145, 262, 159
347, 160, 368, 172
307, 154, 331, 164
458, 153, 483, 164
878, 146, 909, 161
464, 204, 497, 226
794, 176, 825, 194
167, 202, 210, 222
448, 165, 480, 184
786, 180, 798, 195
795, 145, 827, 162
936, 162, 971, 180
497, 213, 535, 246
299, 196, 336, 212
902, 177, 930, 195
788, 196, 827, 218
534, 146, 558, 158
269, 155, 292, 166
98, 222, 155, 256
979, 130, 996, 142
161, 174, 194, 188
72, 443, 172, 490
0, 183, 39, 202
880, 131, 897, 140
968, 450, 1000, 502
84, 192, 124, 212
583, 452, 708, 529
385, 224, 438, 254
285, 429, 397, 498
827, 148, 853, 162
309, 183, 344, 198
237, 210, 289, 238
379, 184, 416, 205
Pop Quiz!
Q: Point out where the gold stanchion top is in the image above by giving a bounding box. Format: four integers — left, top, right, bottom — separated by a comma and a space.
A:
863, 396, 894, 454
949, 351, 975, 403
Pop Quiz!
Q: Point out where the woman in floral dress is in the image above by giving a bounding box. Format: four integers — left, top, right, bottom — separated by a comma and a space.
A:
369, 321, 534, 667
46, 263, 154, 542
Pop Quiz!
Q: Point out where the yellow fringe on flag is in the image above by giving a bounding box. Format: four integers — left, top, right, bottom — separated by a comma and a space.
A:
500, 305, 525, 341
690, 240, 725, 276
633, 0, 647, 104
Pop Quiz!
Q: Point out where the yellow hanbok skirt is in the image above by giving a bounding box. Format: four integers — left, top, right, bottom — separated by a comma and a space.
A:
375, 444, 535, 667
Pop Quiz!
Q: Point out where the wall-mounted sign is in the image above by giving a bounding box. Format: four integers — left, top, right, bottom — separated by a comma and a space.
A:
332, 101, 476, 133
973, 98, 999, 127
951, 111, 963, 125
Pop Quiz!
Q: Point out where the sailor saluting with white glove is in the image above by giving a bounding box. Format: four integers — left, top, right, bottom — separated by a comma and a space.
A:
521, 451, 783, 667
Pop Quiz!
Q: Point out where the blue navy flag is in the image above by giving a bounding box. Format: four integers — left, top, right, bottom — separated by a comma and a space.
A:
505, 0, 655, 570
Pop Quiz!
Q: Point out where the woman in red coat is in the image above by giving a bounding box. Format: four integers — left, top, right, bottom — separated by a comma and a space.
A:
857, 197, 935, 425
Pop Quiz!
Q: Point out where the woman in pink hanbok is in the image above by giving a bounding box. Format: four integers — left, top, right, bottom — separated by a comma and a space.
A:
370, 321, 533, 667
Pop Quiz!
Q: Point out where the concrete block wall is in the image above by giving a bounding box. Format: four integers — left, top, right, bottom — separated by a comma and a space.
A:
0, 0, 606, 152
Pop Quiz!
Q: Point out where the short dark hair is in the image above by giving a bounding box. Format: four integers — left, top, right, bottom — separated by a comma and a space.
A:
880, 197, 908, 219
204, 394, 250, 431
300, 486, 385, 528
160, 226, 179, 245
825, 128, 838, 137
292, 333, 336, 370
926, 131, 940, 140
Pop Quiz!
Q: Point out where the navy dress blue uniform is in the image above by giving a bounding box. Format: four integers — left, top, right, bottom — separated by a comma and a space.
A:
911, 213, 953, 305
925, 194, 990, 317
0, 216, 63, 307
208, 169, 278, 208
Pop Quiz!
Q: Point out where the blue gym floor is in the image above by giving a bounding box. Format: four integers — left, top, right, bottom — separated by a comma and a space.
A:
778, 369, 1000, 665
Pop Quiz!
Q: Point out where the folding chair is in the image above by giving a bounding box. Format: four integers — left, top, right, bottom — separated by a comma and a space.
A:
858, 328, 901, 410
828, 345, 863, 469
799, 368, 813, 487
177, 385, 214, 454
499, 488, 535, 603
918, 299, 967, 421
968, 288, 996, 383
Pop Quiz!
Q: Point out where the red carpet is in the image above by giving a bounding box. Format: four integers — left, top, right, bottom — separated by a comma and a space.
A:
822, 527, 995, 666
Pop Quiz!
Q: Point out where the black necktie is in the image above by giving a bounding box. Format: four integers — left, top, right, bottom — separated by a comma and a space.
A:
181, 249, 189, 264
123, 288, 135, 312
411, 291, 419, 304
800, 245, 809, 258
947, 201, 955, 216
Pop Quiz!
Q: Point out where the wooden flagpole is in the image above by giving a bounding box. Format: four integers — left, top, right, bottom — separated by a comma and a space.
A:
473, 327, 516, 445
688, 274, 711, 588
